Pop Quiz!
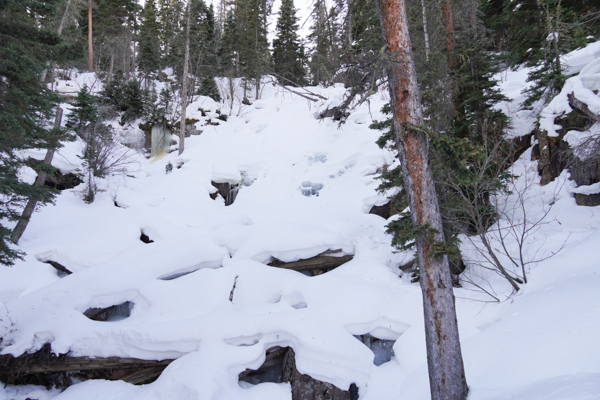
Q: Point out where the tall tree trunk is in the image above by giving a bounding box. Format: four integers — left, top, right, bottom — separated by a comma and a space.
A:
441, 0, 455, 68
420, 0, 430, 62
375, 0, 468, 399
11, 109, 63, 245
58, 0, 72, 36
108, 52, 115, 82
88, 0, 93, 72
179, 0, 192, 156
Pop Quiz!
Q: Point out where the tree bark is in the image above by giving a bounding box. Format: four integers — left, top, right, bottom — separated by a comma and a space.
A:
88, 0, 93, 72
375, 0, 468, 399
179, 0, 192, 156
11, 109, 63, 244
441, 0, 455, 68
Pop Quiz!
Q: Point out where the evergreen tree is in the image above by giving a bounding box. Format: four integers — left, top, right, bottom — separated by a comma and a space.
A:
272, 0, 305, 85
0, 0, 67, 264
199, 76, 222, 101
158, 0, 184, 70
92, 0, 138, 79
138, 0, 161, 77
307, 0, 341, 85
236, 0, 272, 98
67, 85, 98, 130
218, 9, 240, 78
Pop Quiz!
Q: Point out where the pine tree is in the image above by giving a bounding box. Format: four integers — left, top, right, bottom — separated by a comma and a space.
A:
236, 0, 272, 98
138, 0, 161, 78
308, 0, 341, 85
272, 0, 305, 85
0, 0, 66, 264
158, 0, 184, 70
93, 0, 138, 79
218, 9, 240, 78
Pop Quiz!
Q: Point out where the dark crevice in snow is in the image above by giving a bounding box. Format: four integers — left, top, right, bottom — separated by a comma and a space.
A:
140, 232, 154, 244
239, 346, 358, 400
83, 301, 133, 322
368, 202, 391, 219
211, 181, 240, 206
239, 346, 288, 385
158, 269, 200, 281
42, 260, 72, 277
354, 334, 395, 366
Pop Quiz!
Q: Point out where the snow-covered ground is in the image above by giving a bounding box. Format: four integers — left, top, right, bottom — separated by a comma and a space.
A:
2, 43, 600, 400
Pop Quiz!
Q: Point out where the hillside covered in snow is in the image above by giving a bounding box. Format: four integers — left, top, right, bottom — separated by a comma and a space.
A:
2, 38, 600, 400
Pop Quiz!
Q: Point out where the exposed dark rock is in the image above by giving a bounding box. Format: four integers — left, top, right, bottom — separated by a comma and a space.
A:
449, 258, 466, 288
282, 348, 353, 400
511, 132, 534, 162
0, 343, 173, 389
536, 128, 570, 186
531, 143, 540, 161
211, 181, 240, 206
83, 301, 133, 322
44, 171, 83, 190
368, 202, 390, 219
140, 232, 154, 244
239, 347, 357, 400
574, 193, 600, 207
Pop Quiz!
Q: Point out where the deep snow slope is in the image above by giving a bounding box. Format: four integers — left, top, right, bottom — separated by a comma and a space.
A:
1, 42, 600, 400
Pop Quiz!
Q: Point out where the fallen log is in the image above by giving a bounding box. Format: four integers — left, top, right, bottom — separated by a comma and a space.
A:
268, 250, 354, 273
0, 344, 174, 388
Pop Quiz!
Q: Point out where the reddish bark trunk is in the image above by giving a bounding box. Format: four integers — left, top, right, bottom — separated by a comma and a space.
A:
441, 0, 455, 68
88, 0, 93, 72
375, 0, 468, 399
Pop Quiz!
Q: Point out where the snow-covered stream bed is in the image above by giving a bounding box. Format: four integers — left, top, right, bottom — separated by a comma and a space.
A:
2, 42, 600, 399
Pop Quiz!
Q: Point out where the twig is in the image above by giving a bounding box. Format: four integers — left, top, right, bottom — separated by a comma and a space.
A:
229, 275, 239, 302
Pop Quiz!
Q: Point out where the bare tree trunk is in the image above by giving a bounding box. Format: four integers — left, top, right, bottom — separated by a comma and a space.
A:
57, 0, 72, 36
108, 52, 115, 82
11, 109, 63, 244
179, 0, 192, 156
88, 0, 93, 72
376, 0, 468, 399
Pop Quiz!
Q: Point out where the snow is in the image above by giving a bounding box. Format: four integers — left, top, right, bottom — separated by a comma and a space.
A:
2, 42, 600, 400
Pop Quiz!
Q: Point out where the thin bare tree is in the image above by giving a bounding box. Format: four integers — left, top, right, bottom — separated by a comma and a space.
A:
179, 0, 192, 155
